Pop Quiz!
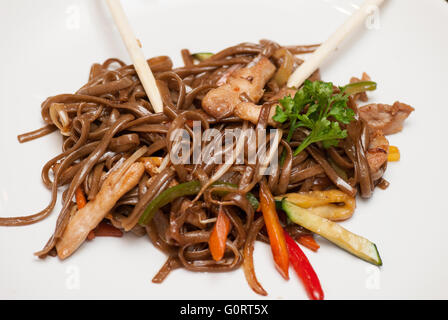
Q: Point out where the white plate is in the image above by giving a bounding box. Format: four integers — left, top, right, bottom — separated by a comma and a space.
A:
1, 0, 447, 300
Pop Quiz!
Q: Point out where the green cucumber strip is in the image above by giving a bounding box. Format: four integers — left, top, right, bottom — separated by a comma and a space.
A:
282, 199, 382, 266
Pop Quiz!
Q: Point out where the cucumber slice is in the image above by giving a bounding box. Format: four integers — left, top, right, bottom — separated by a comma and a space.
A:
282, 199, 382, 266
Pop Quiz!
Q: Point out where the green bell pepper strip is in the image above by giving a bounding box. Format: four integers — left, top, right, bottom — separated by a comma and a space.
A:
342, 81, 377, 96
138, 180, 259, 226
191, 52, 214, 62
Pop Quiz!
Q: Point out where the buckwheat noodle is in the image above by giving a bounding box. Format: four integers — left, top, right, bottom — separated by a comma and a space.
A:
1, 40, 387, 290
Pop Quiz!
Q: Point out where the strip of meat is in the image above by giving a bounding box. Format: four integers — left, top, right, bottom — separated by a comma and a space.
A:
55, 162, 145, 259
366, 130, 389, 181
234, 102, 278, 126
359, 101, 414, 135
202, 57, 275, 119
234, 87, 297, 126
267, 87, 297, 102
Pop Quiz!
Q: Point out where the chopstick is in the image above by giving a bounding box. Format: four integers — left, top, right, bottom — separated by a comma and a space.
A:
106, 0, 163, 113
287, 0, 386, 88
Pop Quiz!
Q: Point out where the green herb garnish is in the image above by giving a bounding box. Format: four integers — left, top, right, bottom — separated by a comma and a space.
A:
273, 80, 376, 156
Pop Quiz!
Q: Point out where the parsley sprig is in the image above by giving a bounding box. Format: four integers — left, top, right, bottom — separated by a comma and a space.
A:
273, 80, 375, 156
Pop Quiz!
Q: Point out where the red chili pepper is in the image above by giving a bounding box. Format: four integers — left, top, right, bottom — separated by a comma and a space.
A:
94, 221, 123, 238
284, 231, 324, 300
87, 221, 123, 241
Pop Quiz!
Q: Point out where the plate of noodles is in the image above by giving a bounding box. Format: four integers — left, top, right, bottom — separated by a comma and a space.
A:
1, 0, 447, 300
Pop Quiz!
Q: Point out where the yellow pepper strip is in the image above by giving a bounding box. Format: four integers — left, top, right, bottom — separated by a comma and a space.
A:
388, 146, 400, 162
275, 190, 356, 221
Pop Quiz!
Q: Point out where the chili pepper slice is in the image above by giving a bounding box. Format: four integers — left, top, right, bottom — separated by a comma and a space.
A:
284, 231, 324, 300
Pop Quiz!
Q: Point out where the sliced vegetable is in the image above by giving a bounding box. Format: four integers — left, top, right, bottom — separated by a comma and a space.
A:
94, 221, 123, 237
86, 221, 123, 241
342, 81, 377, 96
75, 186, 87, 210
259, 180, 289, 280
139, 180, 200, 225
276, 190, 356, 221
297, 235, 320, 252
273, 48, 294, 86
284, 231, 324, 300
245, 192, 260, 211
282, 200, 382, 265
192, 52, 213, 62
209, 207, 231, 261
388, 146, 400, 162
138, 180, 259, 225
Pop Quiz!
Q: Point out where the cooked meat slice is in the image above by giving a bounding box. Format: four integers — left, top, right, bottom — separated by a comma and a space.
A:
359, 101, 414, 135
267, 87, 297, 101
366, 130, 389, 181
202, 56, 275, 119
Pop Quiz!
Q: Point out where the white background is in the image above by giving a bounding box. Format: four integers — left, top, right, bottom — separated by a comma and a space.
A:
0, 0, 447, 299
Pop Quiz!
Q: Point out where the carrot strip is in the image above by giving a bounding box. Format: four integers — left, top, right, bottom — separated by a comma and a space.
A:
259, 180, 289, 280
209, 207, 231, 261
75, 186, 87, 209
87, 230, 95, 241
297, 235, 320, 252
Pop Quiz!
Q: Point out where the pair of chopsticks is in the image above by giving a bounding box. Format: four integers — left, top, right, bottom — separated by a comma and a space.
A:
106, 0, 385, 112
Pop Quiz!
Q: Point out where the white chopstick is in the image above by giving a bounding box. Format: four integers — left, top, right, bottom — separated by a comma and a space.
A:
106, 0, 163, 113
287, 0, 386, 88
